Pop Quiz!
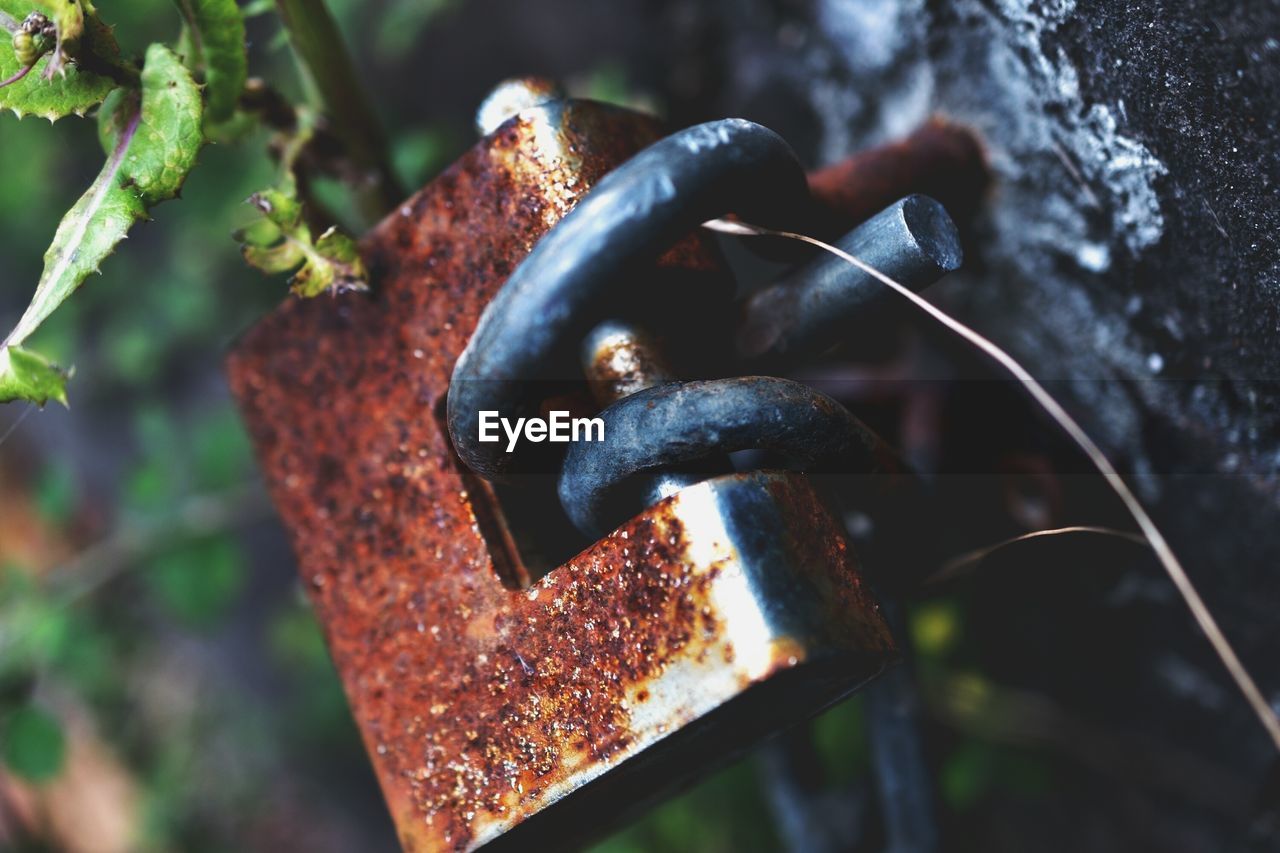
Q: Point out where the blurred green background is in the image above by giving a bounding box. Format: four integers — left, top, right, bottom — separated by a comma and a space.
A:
0, 2, 1052, 850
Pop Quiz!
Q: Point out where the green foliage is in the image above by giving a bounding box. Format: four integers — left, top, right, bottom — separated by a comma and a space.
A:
106, 44, 204, 204
941, 738, 994, 811
190, 405, 251, 489
5, 147, 145, 354
1, 0, 392, 408
941, 738, 1053, 812
0, 565, 71, 679
0, 2, 450, 847
268, 601, 358, 743
591, 756, 779, 853
2, 704, 66, 782
238, 167, 368, 297
269, 601, 330, 668
0, 43, 202, 405
171, 0, 247, 125
144, 535, 245, 628
290, 225, 365, 295
911, 599, 961, 656
0, 1, 119, 120
122, 402, 251, 510
392, 125, 451, 187
811, 694, 870, 786
0, 344, 68, 404
26, 0, 83, 46
34, 459, 76, 523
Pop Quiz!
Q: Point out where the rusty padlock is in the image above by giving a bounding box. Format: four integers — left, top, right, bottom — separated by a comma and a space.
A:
228, 80, 971, 851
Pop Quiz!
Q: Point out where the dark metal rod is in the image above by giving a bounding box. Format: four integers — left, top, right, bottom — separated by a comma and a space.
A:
558, 376, 899, 537
580, 319, 709, 506
737, 195, 961, 367
866, 597, 940, 853
581, 319, 734, 511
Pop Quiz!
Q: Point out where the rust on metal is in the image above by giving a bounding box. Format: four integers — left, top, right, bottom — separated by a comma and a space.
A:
474, 77, 567, 136
227, 99, 903, 851
581, 320, 676, 406
807, 117, 989, 232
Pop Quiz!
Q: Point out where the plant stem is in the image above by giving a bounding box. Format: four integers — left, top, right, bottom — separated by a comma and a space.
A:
273, 0, 403, 219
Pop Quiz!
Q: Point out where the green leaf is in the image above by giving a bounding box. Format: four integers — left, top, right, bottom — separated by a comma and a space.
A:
0, 565, 71, 676
124, 43, 203, 204
235, 107, 369, 296
0, 44, 202, 404
910, 599, 962, 656
0, 345, 68, 405
291, 226, 365, 297
0, 1, 118, 121
94, 84, 131, 152
392, 126, 450, 188
250, 186, 302, 230
2, 705, 66, 782
238, 194, 368, 297
242, 239, 303, 274
171, 0, 247, 124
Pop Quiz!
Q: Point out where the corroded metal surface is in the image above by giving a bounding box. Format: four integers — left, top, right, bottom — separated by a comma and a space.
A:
228, 100, 895, 850
581, 320, 676, 406
807, 118, 988, 233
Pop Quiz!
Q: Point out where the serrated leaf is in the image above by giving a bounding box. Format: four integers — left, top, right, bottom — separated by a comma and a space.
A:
0, 1, 117, 120
172, 0, 246, 124
0, 44, 202, 405
2, 133, 144, 351
124, 43, 202, 203
0, 345, 68, 405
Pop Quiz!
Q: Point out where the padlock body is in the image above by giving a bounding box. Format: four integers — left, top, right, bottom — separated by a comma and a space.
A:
228, 99, 893, 851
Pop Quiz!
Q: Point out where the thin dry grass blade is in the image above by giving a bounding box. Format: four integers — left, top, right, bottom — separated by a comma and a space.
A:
927, 525, 1147, 587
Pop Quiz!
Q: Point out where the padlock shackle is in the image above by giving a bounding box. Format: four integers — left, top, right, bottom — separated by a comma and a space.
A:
447, 119, 811, 480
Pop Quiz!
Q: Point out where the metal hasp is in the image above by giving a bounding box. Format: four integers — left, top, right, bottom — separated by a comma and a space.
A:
227, 95, 895, 851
